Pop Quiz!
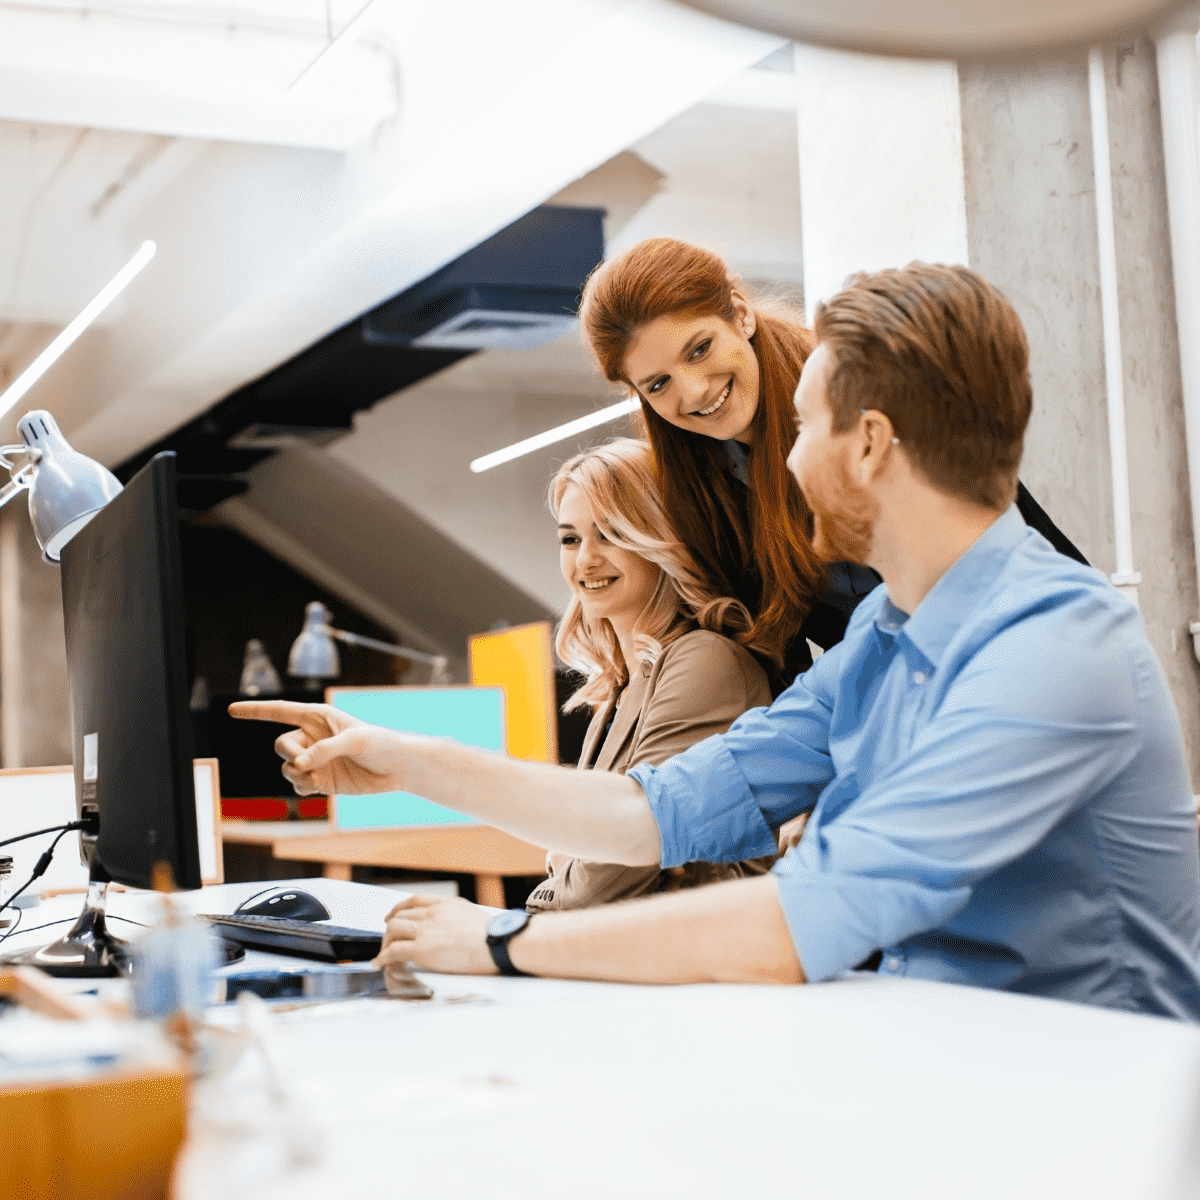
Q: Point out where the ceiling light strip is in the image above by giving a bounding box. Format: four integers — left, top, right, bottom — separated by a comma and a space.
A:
469, 397, 640, 474
0, 241, 157, 423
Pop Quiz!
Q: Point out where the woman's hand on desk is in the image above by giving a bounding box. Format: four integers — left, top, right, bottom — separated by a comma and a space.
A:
228, 700, 404, 796
375, 895, 499, 977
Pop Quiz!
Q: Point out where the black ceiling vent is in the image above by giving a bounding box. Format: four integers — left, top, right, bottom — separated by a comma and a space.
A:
114, 204, 605, 498
363, 206, 603, 352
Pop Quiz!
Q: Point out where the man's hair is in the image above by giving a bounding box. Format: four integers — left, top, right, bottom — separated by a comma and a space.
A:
815, 263, 1032, 510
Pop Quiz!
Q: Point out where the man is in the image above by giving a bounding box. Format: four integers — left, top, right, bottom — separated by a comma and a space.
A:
234, 263, 1200, 1019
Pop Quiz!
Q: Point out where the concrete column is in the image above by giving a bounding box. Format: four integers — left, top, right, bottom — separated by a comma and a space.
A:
960, 42, 1200, 782
1152, 8, 1200, 661
0, 503, 71, 768
794, 44, 969, 317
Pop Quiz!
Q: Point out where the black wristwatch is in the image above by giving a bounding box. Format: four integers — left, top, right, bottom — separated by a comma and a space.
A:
486, 909, 533, 977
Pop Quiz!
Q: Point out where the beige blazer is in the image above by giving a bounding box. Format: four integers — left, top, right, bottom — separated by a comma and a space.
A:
526, 629, 775, 913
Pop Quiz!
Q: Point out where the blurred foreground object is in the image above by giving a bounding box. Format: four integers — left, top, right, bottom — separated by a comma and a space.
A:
0, 968, 187, 1200
674, 0, 1191, 57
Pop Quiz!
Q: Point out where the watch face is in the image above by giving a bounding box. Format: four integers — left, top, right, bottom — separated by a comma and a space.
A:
487, 909, 529, 939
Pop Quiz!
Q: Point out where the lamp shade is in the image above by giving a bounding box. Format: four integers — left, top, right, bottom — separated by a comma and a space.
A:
288, 601, 341, 680
17, 411, 123, 563
674, 0, 1189, 57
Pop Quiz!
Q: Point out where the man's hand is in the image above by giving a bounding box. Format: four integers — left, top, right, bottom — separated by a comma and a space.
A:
228, 700, 405, 796
374, 894, 501, 978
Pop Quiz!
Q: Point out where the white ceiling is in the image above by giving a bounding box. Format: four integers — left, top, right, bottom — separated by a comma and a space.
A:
0, 0, 803, 629
0, 0, 393, 148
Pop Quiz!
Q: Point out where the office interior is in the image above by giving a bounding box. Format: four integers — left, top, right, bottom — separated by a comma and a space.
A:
3, 1, 1200, 1197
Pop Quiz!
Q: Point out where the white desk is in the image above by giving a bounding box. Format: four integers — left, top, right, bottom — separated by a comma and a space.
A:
171, 971, 1200, 1200
6, 883, 1200, 1199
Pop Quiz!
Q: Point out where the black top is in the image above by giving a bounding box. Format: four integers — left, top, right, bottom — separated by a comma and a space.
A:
723, 473, 1087, 695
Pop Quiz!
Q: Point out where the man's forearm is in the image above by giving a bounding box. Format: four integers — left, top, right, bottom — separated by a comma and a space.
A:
508, 874, 805, 985
396, 734, 663, 866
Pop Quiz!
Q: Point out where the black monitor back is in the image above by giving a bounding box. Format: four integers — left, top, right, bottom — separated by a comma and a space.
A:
59, 452, 200, 890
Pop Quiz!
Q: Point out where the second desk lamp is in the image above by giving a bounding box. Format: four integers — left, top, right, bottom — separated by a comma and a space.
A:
288, 601, 452, 688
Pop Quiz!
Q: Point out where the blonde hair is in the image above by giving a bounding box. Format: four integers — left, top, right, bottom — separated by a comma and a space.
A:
551, 438, 752, 711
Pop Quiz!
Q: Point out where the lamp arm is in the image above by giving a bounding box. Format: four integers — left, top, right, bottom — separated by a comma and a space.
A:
0, 444, 37, 472
0, 447, 40, 510
325, 626, 445, 666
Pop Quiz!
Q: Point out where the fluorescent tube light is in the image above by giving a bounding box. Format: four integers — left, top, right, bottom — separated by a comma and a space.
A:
470, 397, 640, 473
0, 240, 157, 423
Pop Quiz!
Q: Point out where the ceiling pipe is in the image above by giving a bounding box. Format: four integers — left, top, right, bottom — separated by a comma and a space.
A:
1153, 6, 1200, 662
1087, 47, 1141, 608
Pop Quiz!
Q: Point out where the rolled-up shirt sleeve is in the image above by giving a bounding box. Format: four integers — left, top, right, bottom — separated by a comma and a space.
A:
628, 652, 840, 868
776, 622, 1143, 981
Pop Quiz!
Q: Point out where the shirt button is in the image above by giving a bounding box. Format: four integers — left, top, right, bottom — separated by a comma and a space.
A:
912, 670, 926, 685
886, 957, 902, 972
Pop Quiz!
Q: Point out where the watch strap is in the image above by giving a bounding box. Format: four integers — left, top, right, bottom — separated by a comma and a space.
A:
486, 911, 532, 977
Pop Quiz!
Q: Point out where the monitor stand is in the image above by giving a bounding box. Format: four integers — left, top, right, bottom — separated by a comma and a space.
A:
2, 875, 129, 977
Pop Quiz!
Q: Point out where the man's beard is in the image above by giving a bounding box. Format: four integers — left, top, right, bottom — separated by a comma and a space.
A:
801, 454, 879, 566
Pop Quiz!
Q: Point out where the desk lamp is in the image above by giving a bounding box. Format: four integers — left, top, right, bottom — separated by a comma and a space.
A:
288, 600, 452, 688
0, 411, 122, 560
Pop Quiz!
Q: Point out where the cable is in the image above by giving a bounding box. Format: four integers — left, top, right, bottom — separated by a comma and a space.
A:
0, 819, 85, 850
0, 905, 20, 947
0, 909, 147, 950
0, 826, 75, 923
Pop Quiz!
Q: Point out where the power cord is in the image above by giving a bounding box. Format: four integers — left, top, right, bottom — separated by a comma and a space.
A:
0, 905, 20, 946
0, 911, 147, 950
0, 819, 86, 850
0, 823, 84, 924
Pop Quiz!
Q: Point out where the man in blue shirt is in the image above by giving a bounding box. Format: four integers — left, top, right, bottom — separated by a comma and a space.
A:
234, 263, 1200, 1019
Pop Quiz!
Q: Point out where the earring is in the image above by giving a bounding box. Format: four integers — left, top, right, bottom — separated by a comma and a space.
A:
891, 437, 900, 445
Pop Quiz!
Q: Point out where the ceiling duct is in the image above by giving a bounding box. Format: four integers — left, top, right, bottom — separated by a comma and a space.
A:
115, 203, 606, 498
362, 206, 604, 352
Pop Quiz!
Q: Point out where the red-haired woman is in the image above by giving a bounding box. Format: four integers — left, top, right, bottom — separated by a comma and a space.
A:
579, 238, 1085, 689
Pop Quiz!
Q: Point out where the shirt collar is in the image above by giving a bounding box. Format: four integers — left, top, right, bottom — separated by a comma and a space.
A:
724, 439, 750, 486
875, 505, 1027, 668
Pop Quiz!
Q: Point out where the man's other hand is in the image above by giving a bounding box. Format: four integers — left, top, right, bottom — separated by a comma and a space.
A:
375, 894, 500, 977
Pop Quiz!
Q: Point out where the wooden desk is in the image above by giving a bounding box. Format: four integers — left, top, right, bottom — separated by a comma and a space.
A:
220, 820, 547, 907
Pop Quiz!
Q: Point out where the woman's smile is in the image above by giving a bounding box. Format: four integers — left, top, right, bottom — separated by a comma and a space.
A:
690, 376, 733, 418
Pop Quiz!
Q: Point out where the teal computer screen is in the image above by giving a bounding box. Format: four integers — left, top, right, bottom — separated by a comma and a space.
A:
326, 686, 506, 829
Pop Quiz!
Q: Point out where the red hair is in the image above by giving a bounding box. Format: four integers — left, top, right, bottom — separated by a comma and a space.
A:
579, 238, 824, 666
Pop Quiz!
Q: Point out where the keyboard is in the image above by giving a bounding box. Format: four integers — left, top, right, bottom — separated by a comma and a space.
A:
200, 913, 383, 962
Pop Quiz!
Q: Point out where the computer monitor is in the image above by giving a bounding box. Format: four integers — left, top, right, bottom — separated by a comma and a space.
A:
2, 452, 201, 977
327, 685, 505, 830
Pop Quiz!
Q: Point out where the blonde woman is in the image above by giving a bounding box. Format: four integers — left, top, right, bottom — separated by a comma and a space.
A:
525, 438, 780, 913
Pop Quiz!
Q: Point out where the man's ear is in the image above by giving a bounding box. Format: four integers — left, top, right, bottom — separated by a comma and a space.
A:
855, 409, 898, 484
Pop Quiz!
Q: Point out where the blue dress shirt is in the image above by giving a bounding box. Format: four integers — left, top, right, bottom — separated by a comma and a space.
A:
629, 507, 1200, 1019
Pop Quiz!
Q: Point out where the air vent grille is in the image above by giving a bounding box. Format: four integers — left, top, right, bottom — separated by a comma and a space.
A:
411, 309, 578, 351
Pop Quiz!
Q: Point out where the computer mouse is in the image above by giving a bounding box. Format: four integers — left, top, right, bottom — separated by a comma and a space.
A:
236, 889, 331, 922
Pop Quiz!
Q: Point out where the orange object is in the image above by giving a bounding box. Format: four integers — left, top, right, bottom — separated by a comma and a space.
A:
0, 1064, 188, 1200
468, 621, 557, 762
